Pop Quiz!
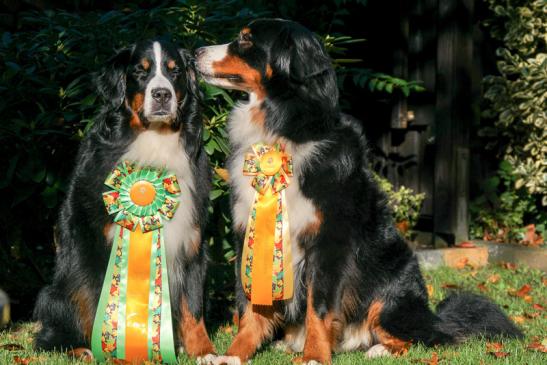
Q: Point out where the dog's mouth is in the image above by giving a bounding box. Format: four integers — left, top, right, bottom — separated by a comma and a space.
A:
198, 70, 242, 82
146, 110, 174, 123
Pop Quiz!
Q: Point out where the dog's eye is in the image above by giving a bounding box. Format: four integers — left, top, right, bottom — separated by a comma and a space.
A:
133, 65, 149, 78
169, 66, 181, 77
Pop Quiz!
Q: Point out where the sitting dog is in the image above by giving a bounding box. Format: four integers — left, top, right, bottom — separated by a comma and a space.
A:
34, 39, 215, 362
195, 19, 522, 365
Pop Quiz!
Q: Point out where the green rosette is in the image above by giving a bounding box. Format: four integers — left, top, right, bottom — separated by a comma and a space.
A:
92, 161, 180, 364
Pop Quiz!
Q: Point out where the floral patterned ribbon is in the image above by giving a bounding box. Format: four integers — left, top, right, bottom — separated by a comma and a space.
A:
242, 143, 294, 306
91, 161, 179, 364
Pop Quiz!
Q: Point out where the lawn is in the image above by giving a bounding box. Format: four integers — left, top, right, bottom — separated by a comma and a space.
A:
1, 263, 545, 364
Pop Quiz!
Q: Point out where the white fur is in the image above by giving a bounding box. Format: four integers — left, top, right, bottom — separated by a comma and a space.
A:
196, 353, 217, 365
337, 324, 373, 352
120, 129, 198, 268
144, 42, 177, 122
365, 344, 391, 358
212, 355, 241, 365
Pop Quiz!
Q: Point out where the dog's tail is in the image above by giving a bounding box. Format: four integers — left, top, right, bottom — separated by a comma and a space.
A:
422, 292, 523, 345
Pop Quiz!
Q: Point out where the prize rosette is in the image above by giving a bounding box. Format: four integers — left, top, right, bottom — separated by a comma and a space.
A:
91, 161, 180, 363
241, 143, 294, 306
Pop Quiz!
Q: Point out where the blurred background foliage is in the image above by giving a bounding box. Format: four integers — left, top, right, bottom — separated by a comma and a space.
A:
470, 0, 546, 244
0, 0, 425, 321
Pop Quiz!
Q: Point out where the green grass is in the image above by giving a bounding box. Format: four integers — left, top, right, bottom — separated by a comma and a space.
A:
1, 264, 546, 364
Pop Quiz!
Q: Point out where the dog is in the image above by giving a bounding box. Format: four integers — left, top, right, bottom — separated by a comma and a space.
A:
195, 19, 522, 364
33, 39, 215, 362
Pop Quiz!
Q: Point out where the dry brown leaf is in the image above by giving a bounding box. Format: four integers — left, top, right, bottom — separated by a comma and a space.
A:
455, 241, 476, 248
0, 343, 24, 351
13, 356, 31, 365
510, 315, 526, 324
426, 284, 434, 297
477, 282, 488, 292
441, 283, 461, 289
413, 351, 439, 365
500, 262, 518, 270
526, 341, 547, 353
532, 303, 544, 311
214, 167, 230, 182
455, 257, 469, 270
523, 295, 533, 303
487, 274, 500, 284
489, 351, 510, 358
524, 312, 540, 319
486, 342, 504, 352
516, 284, 532, 297
542, 277, 547, 286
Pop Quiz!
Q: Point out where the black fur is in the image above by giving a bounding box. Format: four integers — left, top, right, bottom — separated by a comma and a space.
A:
197, 19, 522, 361
33, 39, 211, 352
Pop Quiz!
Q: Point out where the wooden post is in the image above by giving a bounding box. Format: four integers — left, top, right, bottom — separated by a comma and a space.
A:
434, 0, 474, 244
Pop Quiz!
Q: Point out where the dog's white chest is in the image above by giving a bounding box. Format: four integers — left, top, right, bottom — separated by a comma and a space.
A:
116, 130, 198, 263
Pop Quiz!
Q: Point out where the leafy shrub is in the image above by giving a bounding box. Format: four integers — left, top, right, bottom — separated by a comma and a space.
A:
482, 0, 547, 206
374, 174, 425, 239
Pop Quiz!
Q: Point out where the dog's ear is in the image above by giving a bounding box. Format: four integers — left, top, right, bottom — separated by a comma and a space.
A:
177, 48, 203, 161
270, 25, 332, 85
178, 48, 201, 100
96, 46, 134, 108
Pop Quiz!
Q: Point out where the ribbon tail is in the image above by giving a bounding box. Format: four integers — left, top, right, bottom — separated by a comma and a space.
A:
157, 229, 177, 364
280, 190, 293, 300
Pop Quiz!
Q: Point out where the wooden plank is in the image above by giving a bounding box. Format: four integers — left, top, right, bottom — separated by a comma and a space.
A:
434, 0, 474, 244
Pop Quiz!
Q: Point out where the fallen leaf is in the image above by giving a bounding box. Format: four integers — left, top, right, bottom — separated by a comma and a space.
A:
441, 283, 461, 289
527, 341, 547, 353
521, 224, 544, 246
516, 284, 532, 297
486, 342, 504, 352
413, 351, 439, 364
477, 282, 488, 292
455, 241, 476, 248
489, 351, 510, 358
500, 262, 517, 270
219, 324, 233, 334
510, 315, 526, 324
523, 295, 533, 303
455, 257, 469, 270
532, 303, 544, 311
487, 274, 500, 283
542, 277, 547, 286
214, 167, 230, 182
524, 312, 540, 319
426, 284, 434, 297
0, 343, 24, 351
13, 356, 31, 365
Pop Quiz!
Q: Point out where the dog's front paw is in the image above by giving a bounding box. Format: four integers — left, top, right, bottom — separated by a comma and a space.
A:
365, 344, 392, 358
212, 355, 242, 365
66, 348, 93, 362
196, 353, 217, 365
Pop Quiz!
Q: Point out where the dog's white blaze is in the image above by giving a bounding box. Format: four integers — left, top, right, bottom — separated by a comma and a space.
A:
227, 93, 323, 319
120, 129, 198, 268
144, 42, 177, 121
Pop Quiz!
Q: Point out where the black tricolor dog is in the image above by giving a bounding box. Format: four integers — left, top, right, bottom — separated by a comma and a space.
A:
33, 39, 215, 360
196, 19, 522, 365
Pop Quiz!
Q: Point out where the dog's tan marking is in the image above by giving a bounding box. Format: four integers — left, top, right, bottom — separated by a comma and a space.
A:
141, 58, 150, 70
167, 60, 176, 70
179, 299, 215, 357
71, 288, 94, 341
366, 301, 411, 355
224, 305, 280, 362
265, 64, 273, 79
297, 286, 334, 364
299, 210, 323, 239
212, 55, 266, 99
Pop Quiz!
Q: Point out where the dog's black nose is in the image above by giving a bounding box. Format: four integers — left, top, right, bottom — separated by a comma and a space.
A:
151, 88, 172, 103
195, 47, 205, 58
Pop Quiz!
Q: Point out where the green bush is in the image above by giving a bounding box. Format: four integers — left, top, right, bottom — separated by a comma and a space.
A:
482, 0, 547, 205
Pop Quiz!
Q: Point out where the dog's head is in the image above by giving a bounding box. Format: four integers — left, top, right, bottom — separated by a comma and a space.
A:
97, 39, 199, 130
195, 19, 337, 102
